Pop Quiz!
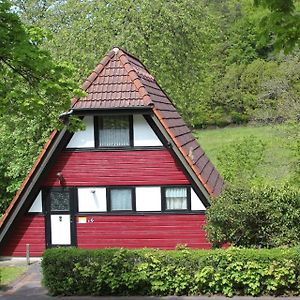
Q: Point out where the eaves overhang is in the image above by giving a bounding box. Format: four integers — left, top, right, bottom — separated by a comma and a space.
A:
70, 106, 153, 116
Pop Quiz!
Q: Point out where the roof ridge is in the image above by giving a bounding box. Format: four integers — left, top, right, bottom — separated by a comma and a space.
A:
116, 49, 154, 107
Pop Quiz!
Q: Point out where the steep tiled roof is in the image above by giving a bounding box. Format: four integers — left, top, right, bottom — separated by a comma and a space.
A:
72, 48, 224, 196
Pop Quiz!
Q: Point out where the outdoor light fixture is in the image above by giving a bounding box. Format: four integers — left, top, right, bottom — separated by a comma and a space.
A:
56, 172, 64, 185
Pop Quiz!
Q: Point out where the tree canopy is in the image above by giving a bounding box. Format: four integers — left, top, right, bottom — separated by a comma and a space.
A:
0, 0, 79, 213
0, 0, 79, 123
10, 0, 299, 126
254, 0, 300, 52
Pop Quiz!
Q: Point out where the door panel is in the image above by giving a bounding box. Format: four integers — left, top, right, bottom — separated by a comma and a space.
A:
50, 215, 71, 245
44, 187, 76, 247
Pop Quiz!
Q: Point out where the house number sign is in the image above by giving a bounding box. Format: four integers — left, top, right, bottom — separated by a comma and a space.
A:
77, 217, 94, 223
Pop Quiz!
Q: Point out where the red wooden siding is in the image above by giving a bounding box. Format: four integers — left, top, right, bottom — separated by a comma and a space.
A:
77, 214, 210, 249
42, 150, 189, 187
1, 215, 45, 257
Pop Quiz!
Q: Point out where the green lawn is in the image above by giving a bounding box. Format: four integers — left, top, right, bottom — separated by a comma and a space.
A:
194, 124, 295, 185
0, 266, 27, 287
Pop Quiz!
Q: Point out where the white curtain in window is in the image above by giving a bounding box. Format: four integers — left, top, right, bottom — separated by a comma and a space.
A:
100, 116, 129, 146
166, 187, 187, 209
111, 189, 132, 210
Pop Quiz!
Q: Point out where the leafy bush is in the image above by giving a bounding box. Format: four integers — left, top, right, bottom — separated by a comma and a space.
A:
206, 185, 300, 248
42, 247, 300, 296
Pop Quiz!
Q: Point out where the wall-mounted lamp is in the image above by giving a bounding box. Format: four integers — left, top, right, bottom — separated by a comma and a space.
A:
56, 172, 64, 186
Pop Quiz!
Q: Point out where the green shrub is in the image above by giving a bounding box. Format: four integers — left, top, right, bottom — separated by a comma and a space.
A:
206, 184, 300, 248
42, 247, 300, 296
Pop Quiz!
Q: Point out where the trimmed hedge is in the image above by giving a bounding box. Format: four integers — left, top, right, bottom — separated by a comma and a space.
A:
42, 247, 300, 296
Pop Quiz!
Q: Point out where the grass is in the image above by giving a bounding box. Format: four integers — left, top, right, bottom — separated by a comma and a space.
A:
0, 266, 27, 287
194, 124, 296, 185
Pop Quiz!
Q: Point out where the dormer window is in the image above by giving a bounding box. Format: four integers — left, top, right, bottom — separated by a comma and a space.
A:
96, 115, 133, 147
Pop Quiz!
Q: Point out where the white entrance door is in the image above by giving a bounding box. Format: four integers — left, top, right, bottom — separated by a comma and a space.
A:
50, 215, 71, 245
45, 188, 76, 247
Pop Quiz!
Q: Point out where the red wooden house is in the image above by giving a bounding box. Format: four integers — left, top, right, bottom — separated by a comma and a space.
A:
0, 48, 223, 257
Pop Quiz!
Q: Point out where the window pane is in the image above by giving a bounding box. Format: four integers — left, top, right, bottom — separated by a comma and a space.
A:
111, 189, 132, 210
99, 116, 130, 147
50, 191, 70, 211
165, 187, 187, 210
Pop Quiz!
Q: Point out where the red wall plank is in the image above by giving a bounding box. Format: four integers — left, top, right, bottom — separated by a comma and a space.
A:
77, 214, 211, 250
42, 150, 189, 187
1, 215, 45, 257
1, 214, 210, 256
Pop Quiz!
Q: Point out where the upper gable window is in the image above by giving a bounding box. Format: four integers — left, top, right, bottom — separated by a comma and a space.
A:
97, 115, 133, 147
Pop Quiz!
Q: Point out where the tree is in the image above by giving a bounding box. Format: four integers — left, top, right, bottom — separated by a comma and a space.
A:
0, 0, 79, 126
0, 0, 80, 215
12, 0, 224, 126
254, 0, 300, 52
211, 53, 300, 124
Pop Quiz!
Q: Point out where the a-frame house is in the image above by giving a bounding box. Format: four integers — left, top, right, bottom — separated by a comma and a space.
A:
0, 48, 224, 257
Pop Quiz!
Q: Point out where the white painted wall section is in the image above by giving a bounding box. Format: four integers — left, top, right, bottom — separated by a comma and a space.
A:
136, 187, 161, 211
66, 116, 95, 148
51, 215, 71, 245
191, 188, 206, 211
28, 191, 42, 213
133, 115, 162, 147
78, 187, 107, 212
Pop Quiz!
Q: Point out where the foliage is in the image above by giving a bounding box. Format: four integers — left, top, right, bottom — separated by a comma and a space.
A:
42, 247, 300, 296
0, 115, 51, 214
254, 0, 300, 52
212, 54, 300, 124
12, 0, 222, 127
15, 0, 296, 128
206, 185, 300, 248
0, 0, 79, 124
0, 0, 81, 216
9, 0, 300, 128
